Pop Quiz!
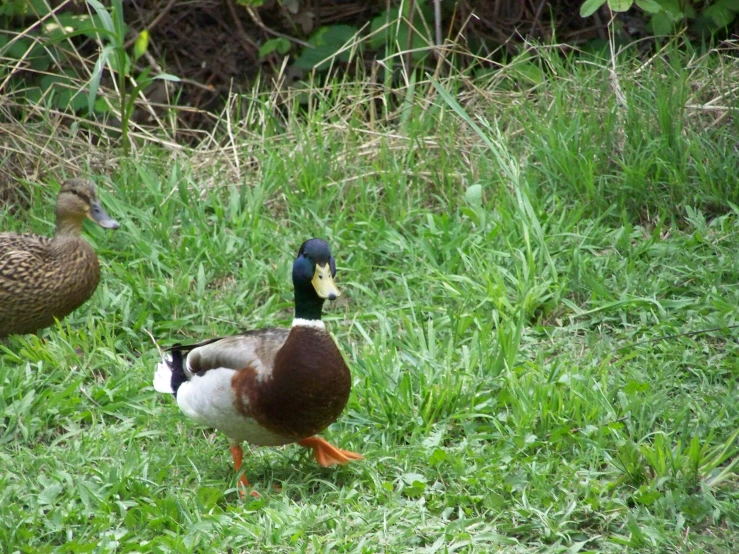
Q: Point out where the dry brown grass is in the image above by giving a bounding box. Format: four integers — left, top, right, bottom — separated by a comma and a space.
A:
1, 0, 737, 203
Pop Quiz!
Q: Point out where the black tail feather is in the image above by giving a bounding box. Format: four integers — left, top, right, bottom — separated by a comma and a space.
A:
169, 346, 188, 398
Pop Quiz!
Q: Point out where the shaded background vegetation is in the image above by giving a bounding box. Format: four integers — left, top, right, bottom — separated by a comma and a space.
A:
0, 0, 737, 212
1, 0, 737, 134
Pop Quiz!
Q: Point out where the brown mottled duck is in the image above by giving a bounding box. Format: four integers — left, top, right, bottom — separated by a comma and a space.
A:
0, 178, 120, 338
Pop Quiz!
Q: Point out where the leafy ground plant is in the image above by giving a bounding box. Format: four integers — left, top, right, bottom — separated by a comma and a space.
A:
85, 0, 179, 154
0, 43, 738, 553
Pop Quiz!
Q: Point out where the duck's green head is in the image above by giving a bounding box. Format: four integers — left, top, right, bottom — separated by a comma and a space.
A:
292, 238, 340, 320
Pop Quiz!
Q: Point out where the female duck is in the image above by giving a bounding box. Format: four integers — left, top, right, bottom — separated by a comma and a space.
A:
154, 238, 362, 493
0, 178, 119, 337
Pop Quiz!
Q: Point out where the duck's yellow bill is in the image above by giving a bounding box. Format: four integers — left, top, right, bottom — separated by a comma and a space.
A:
312, 263, 340, 300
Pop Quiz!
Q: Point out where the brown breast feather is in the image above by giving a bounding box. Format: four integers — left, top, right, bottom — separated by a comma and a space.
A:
244, 326, 352, 441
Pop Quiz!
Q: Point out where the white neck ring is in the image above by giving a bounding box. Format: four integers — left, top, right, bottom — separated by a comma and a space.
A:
292, 318, 326, 330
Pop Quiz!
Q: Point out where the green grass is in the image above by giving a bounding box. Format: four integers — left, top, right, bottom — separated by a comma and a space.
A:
1, 45, 739, 552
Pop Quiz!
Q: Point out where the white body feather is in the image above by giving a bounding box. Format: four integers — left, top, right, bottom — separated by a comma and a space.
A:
153, 345, 289, 447
177, 367, 288, 446
153, 356, 175, 393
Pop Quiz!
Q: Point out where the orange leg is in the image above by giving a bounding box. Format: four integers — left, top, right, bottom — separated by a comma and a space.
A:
298, 436, 363, 467
230, 445, 260, 498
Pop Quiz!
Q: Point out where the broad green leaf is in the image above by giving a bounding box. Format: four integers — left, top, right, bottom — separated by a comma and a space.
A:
607, 0, 633, 12
133, 30, 149, 61
28, 0, 52, 16
258, 37, 291, 58
657, 0, 690, 20
25, 87, 42, 104
42, 18, 75, 40
704, 2, 738, 27
94, 96, 111, 113
0, 2, 23, 17
43, 14, 103, 44
107, 49, 130, 75
580, 0, 607, 17
370, 7, 399, 48
293, 25, 359, 71
57, 89, 88, 112
41, 74, 72, 91
29, 53, 51, 71
649, 11, 674, 34
635, 0, 661, 13
4, 38, 49, 71
512, 61, 545, 86
4, 37, 33, 59
42, 75, 86, 111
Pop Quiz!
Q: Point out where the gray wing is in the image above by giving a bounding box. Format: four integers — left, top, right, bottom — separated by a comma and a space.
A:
185, 328, 290, 376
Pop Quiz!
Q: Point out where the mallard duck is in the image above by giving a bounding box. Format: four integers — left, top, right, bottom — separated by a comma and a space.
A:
153, 238, 362, 494
0, 178, 120, 338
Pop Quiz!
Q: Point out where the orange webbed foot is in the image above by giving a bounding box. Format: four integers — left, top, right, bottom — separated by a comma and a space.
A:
230, 444, 260, 498
298, 436, 363, 467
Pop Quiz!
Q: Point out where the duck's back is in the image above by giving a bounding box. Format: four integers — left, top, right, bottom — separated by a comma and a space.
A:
0, 232, 101, 337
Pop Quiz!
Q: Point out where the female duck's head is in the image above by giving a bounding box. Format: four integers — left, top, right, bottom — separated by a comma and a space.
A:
55, 179, 120, 235
292, 238, 340, 321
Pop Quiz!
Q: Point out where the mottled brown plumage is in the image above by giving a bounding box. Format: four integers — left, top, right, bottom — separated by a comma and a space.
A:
0, 178, 120, 338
